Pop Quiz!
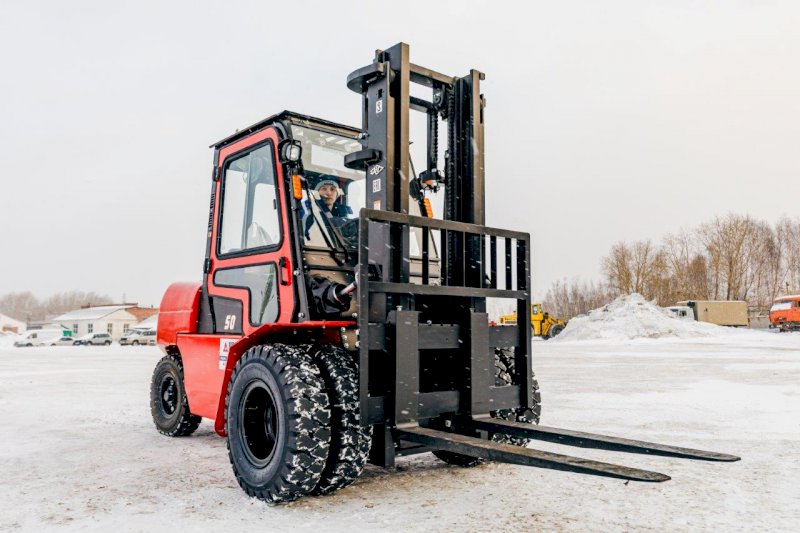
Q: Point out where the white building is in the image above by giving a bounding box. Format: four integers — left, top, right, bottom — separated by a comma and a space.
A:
53, 305, 139, 341
0, 313, 26, 334
133, 314, 158, 331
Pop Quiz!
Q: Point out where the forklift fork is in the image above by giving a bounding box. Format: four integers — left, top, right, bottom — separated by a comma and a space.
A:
396, 421, 739, 483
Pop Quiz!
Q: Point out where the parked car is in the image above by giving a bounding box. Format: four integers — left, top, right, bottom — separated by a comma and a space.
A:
120, 330, 156, 345
120, 330, 157, 346
78, 332, 113, 346
14, 329, 69, 347
119, 331, 138, 346
47, 336, 77, 346
134, 330, 157, 345
72, 334, 91, 345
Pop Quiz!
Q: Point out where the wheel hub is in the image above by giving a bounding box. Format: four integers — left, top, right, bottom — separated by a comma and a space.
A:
159, 375, 178, 416
240, 382, 279, 467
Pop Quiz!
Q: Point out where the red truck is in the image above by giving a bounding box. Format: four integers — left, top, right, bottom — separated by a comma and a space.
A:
769, 295, 800, 331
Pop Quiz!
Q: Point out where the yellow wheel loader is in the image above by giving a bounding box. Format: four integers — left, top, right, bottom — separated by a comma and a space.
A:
499, 304, 566, 339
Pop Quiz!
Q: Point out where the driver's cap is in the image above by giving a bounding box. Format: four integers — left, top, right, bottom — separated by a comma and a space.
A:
315, 179, 339, 191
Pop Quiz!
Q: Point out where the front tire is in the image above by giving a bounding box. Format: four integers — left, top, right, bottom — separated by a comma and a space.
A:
150, 353, 201, 437
309, 345, 372, 495
226, 344, 331, 504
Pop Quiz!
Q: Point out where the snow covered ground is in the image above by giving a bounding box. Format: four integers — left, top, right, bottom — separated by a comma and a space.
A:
1, 333, 799, 531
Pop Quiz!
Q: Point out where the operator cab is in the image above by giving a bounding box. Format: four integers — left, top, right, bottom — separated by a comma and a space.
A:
200, 111, 441, 336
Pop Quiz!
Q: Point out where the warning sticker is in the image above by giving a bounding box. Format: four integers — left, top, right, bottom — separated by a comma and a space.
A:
219, 339, 236, 370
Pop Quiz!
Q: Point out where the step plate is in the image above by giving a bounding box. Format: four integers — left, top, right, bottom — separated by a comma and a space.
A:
396, 426, 670, 482
472, 418, 740, 462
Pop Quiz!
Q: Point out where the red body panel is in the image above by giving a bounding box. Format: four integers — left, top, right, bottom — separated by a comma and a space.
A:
157, 282, 201, 345
175, 333, 237, 419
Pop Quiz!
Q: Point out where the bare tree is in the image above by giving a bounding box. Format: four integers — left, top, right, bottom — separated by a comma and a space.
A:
698, 214, 764, 301
602, 239, 674, 303
543, 278, 614, 319
0, 292, 43, 322
778, 217, 800, 295
555, 214, 798, 317
602, 242, 633, 295
0, 291, 114, 323
663, 231, 705, 301
43, 292, 113, 317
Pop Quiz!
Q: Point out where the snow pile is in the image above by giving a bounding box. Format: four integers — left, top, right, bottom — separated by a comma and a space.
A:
0, 333, 19, 348
555, 293, 742, 342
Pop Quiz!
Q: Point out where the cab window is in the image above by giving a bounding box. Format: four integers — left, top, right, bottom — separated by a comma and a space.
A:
219, 143, 281, 255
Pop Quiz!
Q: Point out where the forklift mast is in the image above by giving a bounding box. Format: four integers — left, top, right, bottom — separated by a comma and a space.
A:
345, 43, 534, 466
346, 43, 485, 225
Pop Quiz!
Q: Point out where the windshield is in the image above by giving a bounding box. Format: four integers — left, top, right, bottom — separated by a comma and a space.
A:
291, 125, 365, 251
289, 123, 437, 262
770, 301, 793, 312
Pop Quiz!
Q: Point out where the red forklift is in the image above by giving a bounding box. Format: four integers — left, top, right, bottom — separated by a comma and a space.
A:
152, 43, 738, 503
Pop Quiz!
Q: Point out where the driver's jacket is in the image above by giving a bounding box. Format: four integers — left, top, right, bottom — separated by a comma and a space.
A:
301, 199, 353, 239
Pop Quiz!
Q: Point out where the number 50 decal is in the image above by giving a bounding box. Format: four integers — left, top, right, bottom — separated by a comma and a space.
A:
224, 314, 237, 330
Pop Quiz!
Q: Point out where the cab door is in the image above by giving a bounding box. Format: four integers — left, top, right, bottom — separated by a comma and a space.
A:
206, 127, 294, 336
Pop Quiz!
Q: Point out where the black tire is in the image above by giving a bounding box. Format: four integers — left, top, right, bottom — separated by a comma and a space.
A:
132, 340, 139, 346
547, 324, 564, 339
226, 344, 331, 504
491, 347, 541, 446
104, 340, 111, 345
308, 345, 372, 495
150, 353, 201, 437
433, 347, 541, 466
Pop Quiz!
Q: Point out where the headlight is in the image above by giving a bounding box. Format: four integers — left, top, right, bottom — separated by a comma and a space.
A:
280, 140, 302, 163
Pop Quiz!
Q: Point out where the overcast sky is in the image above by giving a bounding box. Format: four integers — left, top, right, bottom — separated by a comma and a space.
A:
1, 1, 798, 307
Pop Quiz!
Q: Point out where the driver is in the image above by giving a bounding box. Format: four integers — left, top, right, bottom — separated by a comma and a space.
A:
302, 178, 353, 239
315, 179, 351, 218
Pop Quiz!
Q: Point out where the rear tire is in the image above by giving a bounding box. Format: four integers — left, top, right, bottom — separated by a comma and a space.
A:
309, 345, 372, 495
226, 344, 331, 504
433, 347, 541, 466
492, 347, 541, 446
150, 353, 201, 437
104, 340, 111, 345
